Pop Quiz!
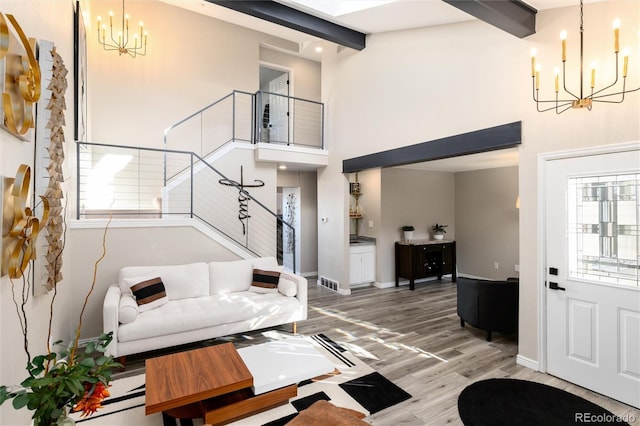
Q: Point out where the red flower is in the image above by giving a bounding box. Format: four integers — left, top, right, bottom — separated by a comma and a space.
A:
72, 382, 110, 417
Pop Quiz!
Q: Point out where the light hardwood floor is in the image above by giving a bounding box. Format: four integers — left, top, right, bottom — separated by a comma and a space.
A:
123, 278, 640, 425
295, 278, 640, 425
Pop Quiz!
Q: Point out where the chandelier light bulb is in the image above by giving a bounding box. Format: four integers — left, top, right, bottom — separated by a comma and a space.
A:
612, 18, 621, 30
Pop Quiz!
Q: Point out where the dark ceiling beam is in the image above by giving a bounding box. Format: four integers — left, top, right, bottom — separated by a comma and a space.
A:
442, 0, 537, 38
342, 122, 522, 173
207, 0, 367, 51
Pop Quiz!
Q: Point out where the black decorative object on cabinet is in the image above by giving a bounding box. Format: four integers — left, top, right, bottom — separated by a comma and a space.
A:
395, 240, 456, 290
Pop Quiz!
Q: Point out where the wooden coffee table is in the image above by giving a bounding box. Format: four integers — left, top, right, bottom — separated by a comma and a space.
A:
145, 342, 297, 425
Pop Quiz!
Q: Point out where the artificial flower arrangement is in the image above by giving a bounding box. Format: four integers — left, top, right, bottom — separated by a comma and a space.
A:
0, 219, 121, 426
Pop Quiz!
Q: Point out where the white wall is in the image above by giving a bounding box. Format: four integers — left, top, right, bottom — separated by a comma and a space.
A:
318, 1, 639, 363
85, 1, 309, 148
455, 166, 519, 280
379, 168, 456, 285
68, 223, 243, 339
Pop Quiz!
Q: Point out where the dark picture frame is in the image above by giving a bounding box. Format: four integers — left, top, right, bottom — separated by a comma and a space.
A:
74, 0, 87, 142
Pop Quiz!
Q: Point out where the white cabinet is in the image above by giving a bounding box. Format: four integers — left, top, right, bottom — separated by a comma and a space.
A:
349, 244, 376, 285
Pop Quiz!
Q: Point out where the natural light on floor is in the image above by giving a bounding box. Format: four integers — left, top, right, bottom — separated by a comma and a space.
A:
311, 306, 449, 364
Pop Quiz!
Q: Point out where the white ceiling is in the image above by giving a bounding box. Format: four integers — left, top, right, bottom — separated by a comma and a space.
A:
157, 0, 607, 172
159, 0, 608, 60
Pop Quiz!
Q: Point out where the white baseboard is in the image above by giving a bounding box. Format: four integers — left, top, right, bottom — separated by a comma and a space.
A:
516, 354, 540, 371
337, 287, 351, 295
301, 271, 318, 278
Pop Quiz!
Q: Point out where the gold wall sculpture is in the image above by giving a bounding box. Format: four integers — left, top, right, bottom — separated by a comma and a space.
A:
0, 12, 41, 140
1, 165, 49, 279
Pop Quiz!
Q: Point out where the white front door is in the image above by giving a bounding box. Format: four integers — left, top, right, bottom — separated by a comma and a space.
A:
545, 148, 640, 408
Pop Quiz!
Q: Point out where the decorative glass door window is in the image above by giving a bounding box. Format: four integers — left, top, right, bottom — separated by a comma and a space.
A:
568, 173, 639, 287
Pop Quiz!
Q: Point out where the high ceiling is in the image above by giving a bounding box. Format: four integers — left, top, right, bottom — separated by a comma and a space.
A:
159, 0, 607, 60
156, 0, 610, 172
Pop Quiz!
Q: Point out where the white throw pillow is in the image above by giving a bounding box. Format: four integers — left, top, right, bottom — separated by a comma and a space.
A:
119, 263, 209, 300
124, 273, 169, 312
118, 294, 139, 323
209, 259, 253, 294
278, 277, 298, 297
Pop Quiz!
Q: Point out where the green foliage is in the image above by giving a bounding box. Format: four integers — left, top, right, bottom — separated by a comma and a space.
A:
432, 223, 448, 234
0, 332, 121, 426
401, 225, 415, 231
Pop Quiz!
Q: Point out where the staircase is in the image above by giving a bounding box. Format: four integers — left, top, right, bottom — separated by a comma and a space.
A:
76, 90, 326, 272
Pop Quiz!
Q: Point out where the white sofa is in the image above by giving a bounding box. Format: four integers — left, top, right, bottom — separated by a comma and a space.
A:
103, 257, 307, 358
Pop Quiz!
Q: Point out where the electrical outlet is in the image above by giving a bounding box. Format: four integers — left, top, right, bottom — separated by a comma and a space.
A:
515, 264, 520, 272
368, 220, 374, 228
493, 262, 499, 270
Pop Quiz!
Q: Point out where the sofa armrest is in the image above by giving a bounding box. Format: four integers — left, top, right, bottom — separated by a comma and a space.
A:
280, 271, 307, 320
103, 285, 121, 357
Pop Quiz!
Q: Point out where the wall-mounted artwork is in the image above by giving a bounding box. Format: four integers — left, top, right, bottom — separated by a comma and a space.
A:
74, 0, 87, 142
32, 45, 67, 294
218, 166, 265, 235
1, 165, 48, 279
0, 13, 41, 141
1, 176, 12, 277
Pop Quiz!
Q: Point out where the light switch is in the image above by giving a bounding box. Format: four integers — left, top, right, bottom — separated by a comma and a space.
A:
368, 220, 374, 228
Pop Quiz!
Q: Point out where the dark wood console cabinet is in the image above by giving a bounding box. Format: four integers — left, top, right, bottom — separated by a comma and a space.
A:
395, 240, 456, 290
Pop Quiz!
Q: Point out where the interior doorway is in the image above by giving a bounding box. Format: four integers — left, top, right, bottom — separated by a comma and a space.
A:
277, 187, 301, 273
259, 64, 292, 144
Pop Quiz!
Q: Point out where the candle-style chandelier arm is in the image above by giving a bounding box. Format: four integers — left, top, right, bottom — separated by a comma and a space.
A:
590, 53, 621, 98
592, 84, 640, 103
561, 62, 580, 100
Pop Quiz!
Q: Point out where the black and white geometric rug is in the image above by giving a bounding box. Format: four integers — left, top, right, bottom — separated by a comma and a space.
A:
70, 334, 411, 425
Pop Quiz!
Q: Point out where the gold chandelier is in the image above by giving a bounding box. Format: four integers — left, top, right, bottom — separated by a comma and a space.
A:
530, 0, 638, 113
96, 0, 148, 58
